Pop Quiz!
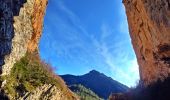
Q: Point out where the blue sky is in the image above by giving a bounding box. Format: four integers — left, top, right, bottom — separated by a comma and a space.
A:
39, 0, 139, 87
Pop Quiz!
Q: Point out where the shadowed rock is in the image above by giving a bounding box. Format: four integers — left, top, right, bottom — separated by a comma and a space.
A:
0, 0, 26, 72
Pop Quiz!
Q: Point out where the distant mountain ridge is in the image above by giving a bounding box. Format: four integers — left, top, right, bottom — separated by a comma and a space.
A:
60, 70, 129, 99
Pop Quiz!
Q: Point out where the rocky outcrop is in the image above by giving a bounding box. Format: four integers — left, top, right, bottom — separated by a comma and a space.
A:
0, 0, 47, 75
0, 1, 80, 99
123, 0, 170, 86
20, 84, 78, 100
0, 0, 80, 100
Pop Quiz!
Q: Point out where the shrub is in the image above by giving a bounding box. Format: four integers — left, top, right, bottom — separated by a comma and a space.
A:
3, 51, 67, 98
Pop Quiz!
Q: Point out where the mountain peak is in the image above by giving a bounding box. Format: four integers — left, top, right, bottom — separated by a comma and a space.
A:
61, 70, 129, 99
88, 70, 101, 75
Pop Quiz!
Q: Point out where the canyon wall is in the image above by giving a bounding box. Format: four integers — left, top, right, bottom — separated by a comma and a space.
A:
123, 0, 170, 86
1, 0, 169, 99
0, 0, 47, 75
0, 0, 79, 100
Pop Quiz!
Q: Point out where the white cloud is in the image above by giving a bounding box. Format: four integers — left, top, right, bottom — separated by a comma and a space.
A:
101, 23, 113, 39
91, 22, 139, 87
57, 1, 90, 37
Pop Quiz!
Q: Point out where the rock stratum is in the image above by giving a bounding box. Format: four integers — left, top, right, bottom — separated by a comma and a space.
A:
124, 0, 170, 86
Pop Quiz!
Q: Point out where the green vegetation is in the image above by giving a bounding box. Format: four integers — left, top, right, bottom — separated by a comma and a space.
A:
3, 51, 67, 98
69, 84, 103, 100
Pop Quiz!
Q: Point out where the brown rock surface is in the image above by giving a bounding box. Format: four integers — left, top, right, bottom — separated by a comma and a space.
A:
19, 84, 78, 100
27, 0, 48, 52
123, 0, 170, 86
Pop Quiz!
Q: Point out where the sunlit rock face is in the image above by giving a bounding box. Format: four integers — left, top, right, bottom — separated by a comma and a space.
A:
0, 0, 47, 75
18, 84, 77, 100
27, 0, 48, 52
123, 0, 170, 86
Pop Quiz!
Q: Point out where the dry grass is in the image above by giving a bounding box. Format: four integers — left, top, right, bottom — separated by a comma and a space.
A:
3, 51, 78, 99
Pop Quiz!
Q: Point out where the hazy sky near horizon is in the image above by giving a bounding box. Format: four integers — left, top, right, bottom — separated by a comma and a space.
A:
39, 0, 139, 87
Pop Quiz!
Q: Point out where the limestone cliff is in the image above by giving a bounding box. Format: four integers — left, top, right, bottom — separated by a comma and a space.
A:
0, 0, 79, 100
109, 0, 170, 99
123, 0, 170, 86
20, 84, 76, 100
1, 0, 47, 76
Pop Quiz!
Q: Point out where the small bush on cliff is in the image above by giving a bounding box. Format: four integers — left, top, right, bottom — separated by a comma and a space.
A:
3, 51, 67, 98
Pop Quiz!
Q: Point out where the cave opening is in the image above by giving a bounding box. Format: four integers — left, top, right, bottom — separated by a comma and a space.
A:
39, 0, 140, 88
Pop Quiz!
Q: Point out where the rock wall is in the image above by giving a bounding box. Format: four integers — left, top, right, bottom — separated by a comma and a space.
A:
0, 0, 15, 70
0, 1, 80, 100
27, 0, 48, 52
0, 0, 47, 75
19, 84, 78, 100
123, 0, 170, 86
